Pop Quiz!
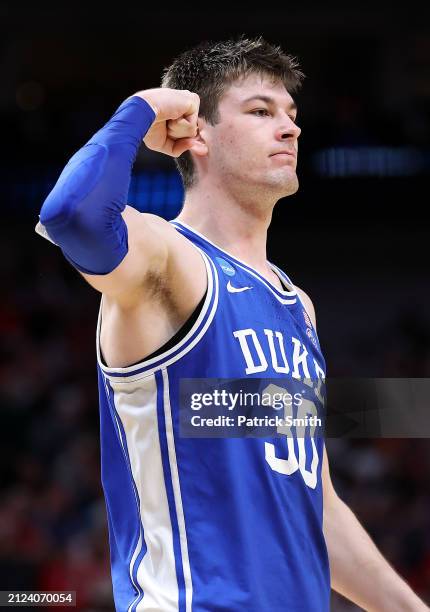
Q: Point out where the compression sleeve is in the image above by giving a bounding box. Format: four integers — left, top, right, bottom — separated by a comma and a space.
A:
37, 96, 156, 274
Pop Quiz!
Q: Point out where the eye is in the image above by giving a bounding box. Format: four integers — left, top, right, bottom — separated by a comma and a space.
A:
289, 115, 297, 123
251, 108, 270, 117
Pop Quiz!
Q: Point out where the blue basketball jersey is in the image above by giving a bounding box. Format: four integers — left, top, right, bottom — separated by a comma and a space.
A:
96, 220, 330, 611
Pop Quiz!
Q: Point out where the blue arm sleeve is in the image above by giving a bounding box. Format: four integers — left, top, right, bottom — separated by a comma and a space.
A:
38, 96, 156, 274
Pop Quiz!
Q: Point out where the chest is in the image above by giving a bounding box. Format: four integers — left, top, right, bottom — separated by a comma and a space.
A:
211, 271, 325, 381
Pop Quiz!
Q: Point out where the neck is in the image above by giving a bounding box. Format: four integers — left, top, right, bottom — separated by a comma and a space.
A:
175, 176, 278, 273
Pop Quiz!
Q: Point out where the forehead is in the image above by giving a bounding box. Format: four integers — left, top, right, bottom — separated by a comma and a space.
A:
220, 73, 295, 108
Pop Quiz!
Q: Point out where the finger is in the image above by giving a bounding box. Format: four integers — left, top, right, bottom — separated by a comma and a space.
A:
167, 117, 198, 139
182, 92, 200, 119
185, 110, 199, 134
168, 116, 197, 131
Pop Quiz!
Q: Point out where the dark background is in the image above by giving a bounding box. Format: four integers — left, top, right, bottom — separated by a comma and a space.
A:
1, 3, 429, 610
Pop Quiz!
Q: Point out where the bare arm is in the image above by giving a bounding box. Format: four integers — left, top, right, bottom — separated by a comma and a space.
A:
81, 208, 170, 306
297, 286, 428, 610
322, 448, 428, 611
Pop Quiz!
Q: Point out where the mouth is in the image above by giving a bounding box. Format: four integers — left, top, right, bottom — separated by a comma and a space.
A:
269, 151, 297, 163
270, 151, 297, 159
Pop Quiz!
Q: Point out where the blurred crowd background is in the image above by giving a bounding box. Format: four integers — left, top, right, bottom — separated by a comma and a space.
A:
1, 3, 429, 610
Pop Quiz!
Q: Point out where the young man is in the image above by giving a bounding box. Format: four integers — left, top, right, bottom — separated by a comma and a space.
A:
37, 37, 427, 611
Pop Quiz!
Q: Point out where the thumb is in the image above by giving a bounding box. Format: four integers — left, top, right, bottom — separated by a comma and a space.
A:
171, 137, 198, 158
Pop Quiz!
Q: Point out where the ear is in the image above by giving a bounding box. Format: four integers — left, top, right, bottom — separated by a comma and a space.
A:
188, 116, 209, 157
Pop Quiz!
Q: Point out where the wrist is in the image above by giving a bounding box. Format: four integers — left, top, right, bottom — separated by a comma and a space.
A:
89, 95, 156, 149
129, 90, 160, 120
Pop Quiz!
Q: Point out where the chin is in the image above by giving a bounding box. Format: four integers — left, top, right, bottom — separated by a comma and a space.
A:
274, 175, 299, 198
247, 170, 299, 198
287, 177, 299, 195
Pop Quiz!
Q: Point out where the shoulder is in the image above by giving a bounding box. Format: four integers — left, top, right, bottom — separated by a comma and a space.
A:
123, 207, 176, 236
295, 285, 317, 330
122, 207, 200, 257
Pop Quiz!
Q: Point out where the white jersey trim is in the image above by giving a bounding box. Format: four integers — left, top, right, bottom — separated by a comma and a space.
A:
108, 373, 181, 611
170, 220, 297, 301
233, 260, 298, 305
162, 368, 193, 612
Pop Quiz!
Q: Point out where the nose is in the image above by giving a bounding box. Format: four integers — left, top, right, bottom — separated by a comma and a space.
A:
276, 116, 301, 141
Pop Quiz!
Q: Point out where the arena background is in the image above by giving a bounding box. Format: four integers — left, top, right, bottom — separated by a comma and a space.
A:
1, 3, 429, 610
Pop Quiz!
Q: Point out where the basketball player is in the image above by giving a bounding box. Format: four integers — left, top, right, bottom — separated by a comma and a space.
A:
36, 38, 428, 611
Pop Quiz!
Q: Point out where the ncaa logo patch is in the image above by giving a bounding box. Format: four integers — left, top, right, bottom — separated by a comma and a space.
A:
306, 327, 318, 347
216, 257, 235, 276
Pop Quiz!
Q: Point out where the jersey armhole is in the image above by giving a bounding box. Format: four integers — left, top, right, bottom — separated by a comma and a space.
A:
96, 246, 219, 382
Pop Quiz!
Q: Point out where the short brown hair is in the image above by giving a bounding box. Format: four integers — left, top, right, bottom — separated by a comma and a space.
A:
161, 36, 305, 189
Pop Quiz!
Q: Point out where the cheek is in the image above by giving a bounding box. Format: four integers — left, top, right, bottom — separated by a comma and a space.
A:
215, 126, 261, 167
218, 124, 240, 148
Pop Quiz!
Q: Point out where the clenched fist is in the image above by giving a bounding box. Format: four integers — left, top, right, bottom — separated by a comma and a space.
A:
131, 88, 201, 158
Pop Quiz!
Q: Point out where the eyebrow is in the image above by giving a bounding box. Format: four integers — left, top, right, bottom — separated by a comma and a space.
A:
241, 95, 297, 113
